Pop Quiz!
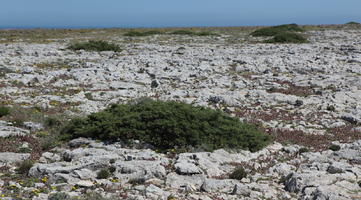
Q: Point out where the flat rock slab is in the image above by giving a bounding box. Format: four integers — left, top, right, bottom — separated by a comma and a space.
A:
0, 152, 30, 164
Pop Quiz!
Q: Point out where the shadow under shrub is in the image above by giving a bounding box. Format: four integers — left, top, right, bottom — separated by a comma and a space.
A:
265, 32, 308, 43
61, 99, 271, 152
251, 23, 304, 37
68, 40, 121, 52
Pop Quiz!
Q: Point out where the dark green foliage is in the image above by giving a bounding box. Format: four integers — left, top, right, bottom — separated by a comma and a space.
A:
124, 30, 163, 37
108, 166, 116, 173
61, 99, 271, 152
329, 144, 341, 151
16, 160, 34, 175
298, 147, 309, 154
97, 169, 110, 179
68, 40, 121, 52
265, 32, 308, 43
229, 167, 247, 180
0, 106, 10, 117
170, 30, 217, 36
346, 21, 360, 25
251, 24, 304, 37
48, 192, 70, 200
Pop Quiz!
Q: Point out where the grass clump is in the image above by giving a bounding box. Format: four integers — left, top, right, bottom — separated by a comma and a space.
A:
61, 99, 271, 152
265, 32, 308, 43
251, 23, 304, 37
68, 40, 121, 52
124, 30, 163, 37
0, 106, 10, 117
229, 167, 247, 180
16, 160, 34, 175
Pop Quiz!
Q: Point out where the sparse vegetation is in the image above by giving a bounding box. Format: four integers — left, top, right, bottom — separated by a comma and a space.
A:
0, 106, 10, 117
251, 24, 304, 37
124, 30, 163, 37
49, 192, 70, 200
229, 167, 247, 180
68, 40, 121, 52
61, 99, 271, 152
346, 21, 360, 25
298, 147, 309, 154
170, 30, 217, 36
266, 32, 308, 43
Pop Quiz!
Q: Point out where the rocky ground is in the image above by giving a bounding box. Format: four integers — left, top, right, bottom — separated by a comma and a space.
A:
0, 25, 361, 199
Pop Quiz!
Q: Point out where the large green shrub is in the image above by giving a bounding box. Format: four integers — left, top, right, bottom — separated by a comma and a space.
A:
251, 24, 304, 37
265, 32, 308, 43
68, 40, 121, 52
61, 99, 271, 152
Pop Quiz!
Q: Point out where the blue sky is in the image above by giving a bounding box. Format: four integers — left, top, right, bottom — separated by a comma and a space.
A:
1, 0, 360, 28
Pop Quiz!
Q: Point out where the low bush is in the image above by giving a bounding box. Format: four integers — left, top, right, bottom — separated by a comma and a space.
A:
251, 23, 304, 37
170, 30, 217, 36
346, 21, 360, 25
16, 160, 34, 175
298, 147, 309, 154
0, 106, 10, 117
97, 168, 110, 179
329, 144, 341, 151
48, 192, 70, 200
68, 40, 121, 52
124, 30, 163, 37
61, 99, 271, 152
265, 32, 308, 43
229, 167, 247, 180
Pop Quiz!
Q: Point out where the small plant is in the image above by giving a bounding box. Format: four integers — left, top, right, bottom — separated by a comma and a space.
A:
0, 106, 10, 117
298, 147, 309, 154
97, 168, 110, 179
329, 144, 341, 151
108, 166, 116, 173
68, 40, 121, 52
48, 192, 70, 200
229, 167, 247, 180
128, 177, 146, 185
265, 32, 308, 43
16, 160, 34, 175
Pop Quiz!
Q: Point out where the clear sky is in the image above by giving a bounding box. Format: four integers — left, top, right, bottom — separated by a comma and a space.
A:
1, 0, 360, 28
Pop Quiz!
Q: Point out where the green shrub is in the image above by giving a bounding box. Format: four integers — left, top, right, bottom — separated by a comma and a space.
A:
68, 40, 121, 52
229, 167, 247, 180
97, 169, 110, 179
251, 24, 304, 37
329, 144, 341, 151
124, 30, 163, 37
49, 192, 70, 200
265, 32, 308, 43
298, 147, 309, 154
61, 99, 271, 152
346, 21, 360, 25
0, 106, 10, 118
16, 160, 34, 175
170, 30, 216, 36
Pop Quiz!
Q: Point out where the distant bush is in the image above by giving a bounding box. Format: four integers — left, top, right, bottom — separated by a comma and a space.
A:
251, 24, 304, 37
265, 32, 308, 43
298, 147, 309, 154
68, 40, 121, 52
170, 30, 217, 36
124, 30, 163, 37
346, 21, 360, 25
229, 167, 247, 180
0, 106, 10, 118
61, 99, 271, 152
